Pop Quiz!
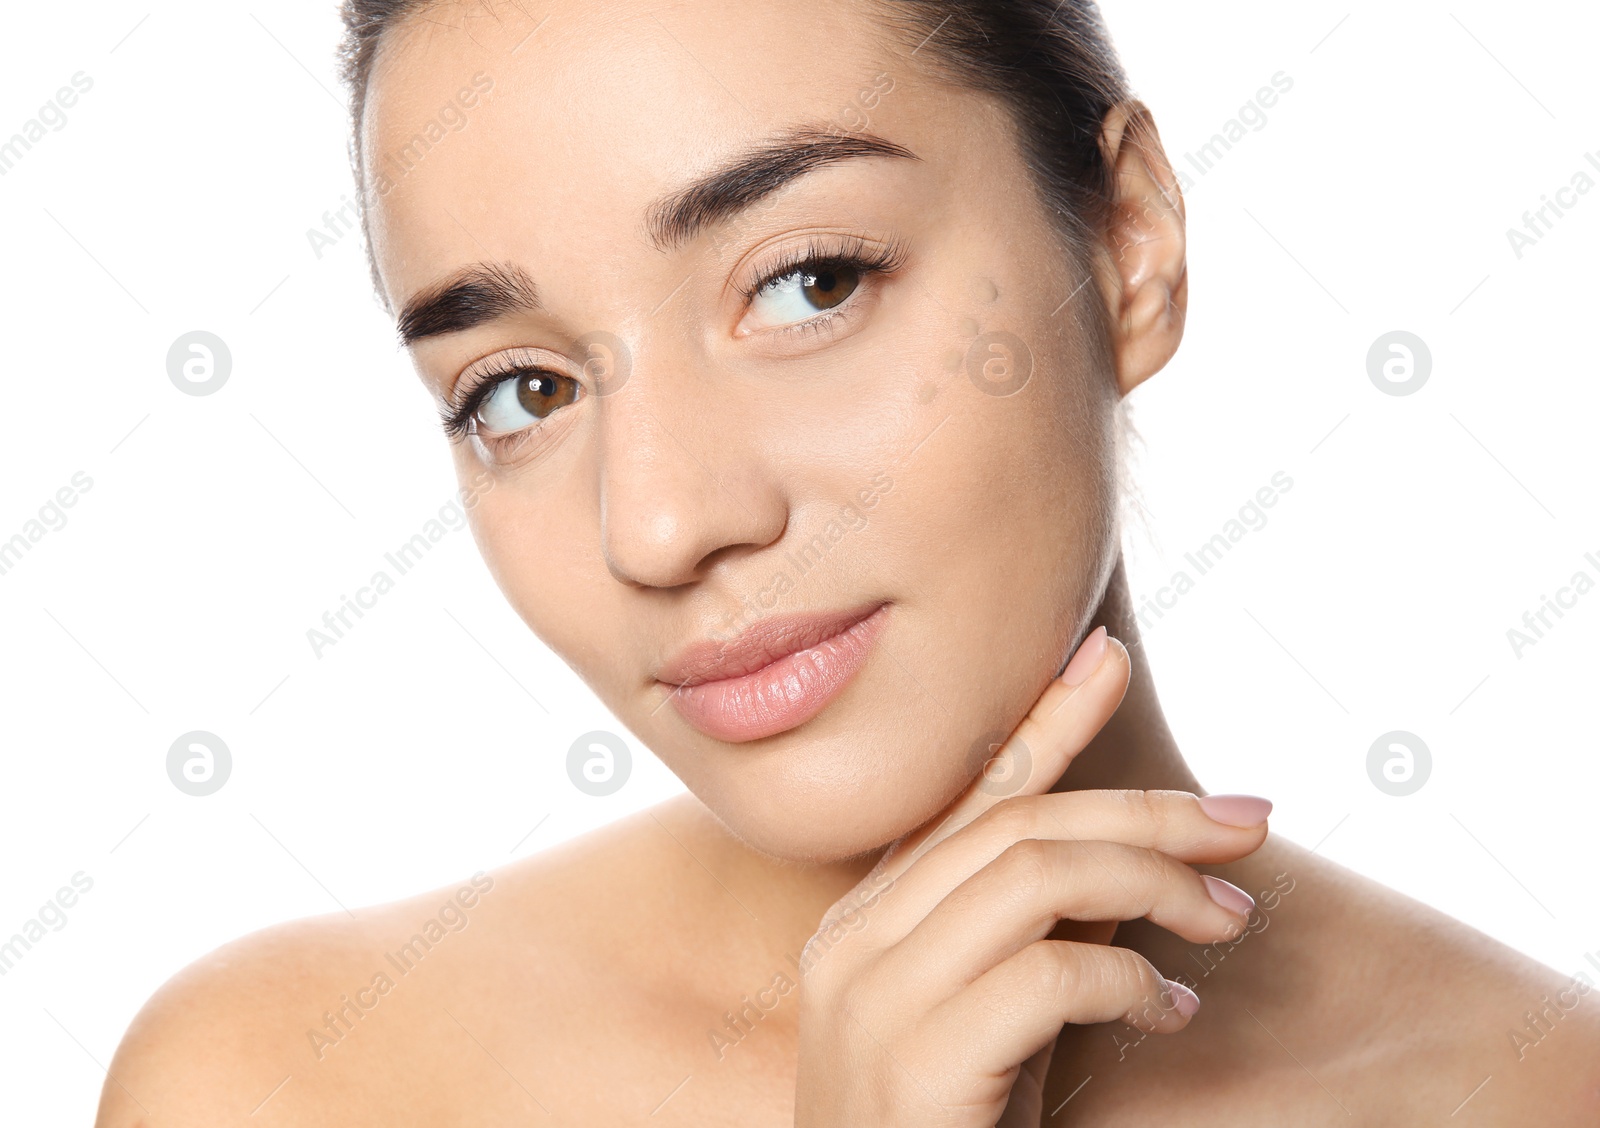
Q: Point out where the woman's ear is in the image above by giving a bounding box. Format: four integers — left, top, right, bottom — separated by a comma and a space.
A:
1091, 102, 1188, 398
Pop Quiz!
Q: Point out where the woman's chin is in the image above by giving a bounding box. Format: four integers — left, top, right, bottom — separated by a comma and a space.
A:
698, 770, 969, 866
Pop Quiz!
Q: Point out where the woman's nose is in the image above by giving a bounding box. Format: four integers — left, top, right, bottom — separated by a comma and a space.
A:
596, 365, 788, 590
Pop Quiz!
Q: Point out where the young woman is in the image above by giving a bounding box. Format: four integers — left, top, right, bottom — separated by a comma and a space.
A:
97, 1, 1598, 1123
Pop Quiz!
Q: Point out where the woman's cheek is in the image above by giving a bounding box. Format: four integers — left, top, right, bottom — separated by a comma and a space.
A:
463, 480, 591, 646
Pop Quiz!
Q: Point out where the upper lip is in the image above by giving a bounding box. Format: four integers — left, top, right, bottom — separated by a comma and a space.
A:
656, 602, 887, 688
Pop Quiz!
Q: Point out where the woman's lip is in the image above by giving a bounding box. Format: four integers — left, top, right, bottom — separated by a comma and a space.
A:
663, 604, 890, 743
656, 601, 887, 688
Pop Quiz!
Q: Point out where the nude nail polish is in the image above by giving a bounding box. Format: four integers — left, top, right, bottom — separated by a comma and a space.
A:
1202, 875, 1255, 916
1060, 626, 1109, 686
1198, 794, 1273, 827
1167, 981, 1200, 1017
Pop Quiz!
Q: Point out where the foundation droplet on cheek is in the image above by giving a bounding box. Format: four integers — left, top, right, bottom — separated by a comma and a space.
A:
942, 349, 963, 372
959, 317, 980, 337
976, 278, 999, 302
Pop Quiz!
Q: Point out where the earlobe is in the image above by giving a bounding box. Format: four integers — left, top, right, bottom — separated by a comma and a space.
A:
1092, 102, 1189, 398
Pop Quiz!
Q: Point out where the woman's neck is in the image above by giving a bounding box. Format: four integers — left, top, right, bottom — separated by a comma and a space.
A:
1051, 555, 1202, 797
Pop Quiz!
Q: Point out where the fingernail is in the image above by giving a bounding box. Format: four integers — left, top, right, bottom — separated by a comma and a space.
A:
1166, 980, 1200, 1017
1202, 875, 1255, 917
1197, 794, 1273, 827
1060, 626, 1109, 686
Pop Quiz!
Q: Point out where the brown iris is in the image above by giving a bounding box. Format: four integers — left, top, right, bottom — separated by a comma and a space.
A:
510, 372, 579, 420
800, 264, 860, 311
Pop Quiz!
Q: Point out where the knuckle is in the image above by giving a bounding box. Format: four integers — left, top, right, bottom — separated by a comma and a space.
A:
1121, 954, 1171, 1021
1030, 943, 1172, 1028
1094, 944, 1134, 989
1128, 849, 1180, 911
830, 969, 886, 1024
973, 795, 1036, 843
997, 837, 1053, 897
1007, 940, 1078, 1011
1108, 788, 1168, 840
798, 927, 877, 996
1136, 844, 1176, 883
1053, 839, 1093, 888
796, 950, 846, 1002
1119, 947, 1164, 994
1093, 946, 1163, 1018
1034, 941, 1081, 1004
1135, 789, 1172, 837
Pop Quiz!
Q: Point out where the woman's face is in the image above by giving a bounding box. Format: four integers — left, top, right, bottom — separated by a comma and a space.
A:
365, 0, 1124, 862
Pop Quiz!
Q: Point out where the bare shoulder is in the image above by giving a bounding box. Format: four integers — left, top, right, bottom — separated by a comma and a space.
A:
1389, 881, 1600, 1121
1268, 841, 1600, 1123
95, 797, 697, 1128
1070, 838, 1600, 1125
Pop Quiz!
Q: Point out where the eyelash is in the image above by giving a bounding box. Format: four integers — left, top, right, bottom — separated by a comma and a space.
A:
440, 234, 909, 444
440, 351, 547, 443
736, 233, 909, 305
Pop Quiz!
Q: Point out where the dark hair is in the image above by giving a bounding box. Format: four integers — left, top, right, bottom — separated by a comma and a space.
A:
337, 0, 1139, 307
864, 1, 1137, 265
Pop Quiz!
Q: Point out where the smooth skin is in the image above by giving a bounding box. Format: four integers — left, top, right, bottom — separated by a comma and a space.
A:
97, 0, 1598, 1123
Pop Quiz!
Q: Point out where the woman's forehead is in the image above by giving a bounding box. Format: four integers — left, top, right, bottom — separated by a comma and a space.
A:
361, 0, 905, 171
359, 0, 952, 308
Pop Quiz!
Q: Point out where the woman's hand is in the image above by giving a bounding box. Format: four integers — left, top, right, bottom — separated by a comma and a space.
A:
791, 628, 1271, 1127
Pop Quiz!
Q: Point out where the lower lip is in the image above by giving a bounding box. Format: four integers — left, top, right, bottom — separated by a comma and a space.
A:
666, 605, 889, 743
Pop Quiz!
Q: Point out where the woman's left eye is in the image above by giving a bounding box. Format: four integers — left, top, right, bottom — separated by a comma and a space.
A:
475, 370, 581, 433
744, 262, 863, 331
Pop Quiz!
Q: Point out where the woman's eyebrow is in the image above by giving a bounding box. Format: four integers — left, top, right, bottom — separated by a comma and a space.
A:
398, 260, 543, 347
396, 126, 918, 346
644, 125, 919, 251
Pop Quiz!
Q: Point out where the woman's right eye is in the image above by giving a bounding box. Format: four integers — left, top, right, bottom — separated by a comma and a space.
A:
745, 262, 864, 331
473, 370, 582, 434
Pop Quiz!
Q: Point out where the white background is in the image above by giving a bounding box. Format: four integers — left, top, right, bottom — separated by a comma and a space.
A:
1, 1, 1596, 1121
